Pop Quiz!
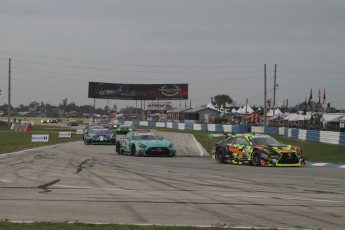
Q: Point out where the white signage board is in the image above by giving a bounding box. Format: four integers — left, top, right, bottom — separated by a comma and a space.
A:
59, 132, 72, 138
76, 129, 84, 135
32, 134, 49, 142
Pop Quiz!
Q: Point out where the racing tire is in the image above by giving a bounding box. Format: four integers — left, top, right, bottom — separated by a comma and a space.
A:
130, 145, 136, 156
252, 150, 262, 166
84, 140, 90, 145
216, 148, 226, 164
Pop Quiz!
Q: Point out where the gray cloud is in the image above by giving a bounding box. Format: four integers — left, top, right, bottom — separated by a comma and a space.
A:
0, 0, 344, 110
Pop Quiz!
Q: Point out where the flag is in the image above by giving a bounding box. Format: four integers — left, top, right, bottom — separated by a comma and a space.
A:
308, 88, 313, 105
304, 97, 307, 114
323, 88, 326, 104
318, 89, 321, 104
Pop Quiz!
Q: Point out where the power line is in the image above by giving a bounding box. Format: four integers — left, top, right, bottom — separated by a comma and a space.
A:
0, 50, 262, 69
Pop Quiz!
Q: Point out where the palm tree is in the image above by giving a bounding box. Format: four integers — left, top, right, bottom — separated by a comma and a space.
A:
211, 95, 233, 113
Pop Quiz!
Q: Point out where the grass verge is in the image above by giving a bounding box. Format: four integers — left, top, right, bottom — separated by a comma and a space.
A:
0, 124, 82, 154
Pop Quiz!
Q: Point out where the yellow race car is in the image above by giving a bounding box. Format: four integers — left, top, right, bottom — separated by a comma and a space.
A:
211, 133, 306, 166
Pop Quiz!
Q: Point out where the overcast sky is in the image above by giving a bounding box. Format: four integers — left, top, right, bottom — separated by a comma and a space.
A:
0, 0, 344, 111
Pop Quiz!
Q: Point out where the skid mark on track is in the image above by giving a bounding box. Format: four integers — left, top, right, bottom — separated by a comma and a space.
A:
76, 158, 95, 174
38, 179, 61, 193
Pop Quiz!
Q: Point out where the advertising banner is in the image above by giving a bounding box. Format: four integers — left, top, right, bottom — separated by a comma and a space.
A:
32, 134, 49, 142
88, 82, 188, 100
59, 132, 72, 138
76, 129, 84, 135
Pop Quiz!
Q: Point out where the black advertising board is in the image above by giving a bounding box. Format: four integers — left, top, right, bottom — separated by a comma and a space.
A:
88, 82, 188, 100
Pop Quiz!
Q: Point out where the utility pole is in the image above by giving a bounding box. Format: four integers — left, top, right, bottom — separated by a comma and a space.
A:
7, 58, 11, 129
273, 64, 277, 116
264, 64, 267, 127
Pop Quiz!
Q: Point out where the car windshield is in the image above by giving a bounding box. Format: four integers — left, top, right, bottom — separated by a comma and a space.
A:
251, 136, 282, 146
132, 133, 160, 140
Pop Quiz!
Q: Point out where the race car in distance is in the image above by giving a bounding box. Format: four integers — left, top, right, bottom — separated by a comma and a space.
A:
211, 133, 306, 166
116, 130, 176, 157
115, 124, 134, 135
67, 120, 79, 126
84, 128, 116, 145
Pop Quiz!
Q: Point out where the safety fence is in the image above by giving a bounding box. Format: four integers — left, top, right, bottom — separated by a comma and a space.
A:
131, 121, 345, 146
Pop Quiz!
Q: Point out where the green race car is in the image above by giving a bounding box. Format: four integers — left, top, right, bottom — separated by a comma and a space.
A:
83, 128, 116, 145
116, 130, 176, 157
211, 133, 306, 166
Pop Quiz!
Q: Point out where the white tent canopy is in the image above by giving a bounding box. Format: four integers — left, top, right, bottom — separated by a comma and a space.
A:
206, 102, 216, 110
266, 108, 283, 117
320, 113, 345, 123
236, 104, 254, 114
287, 114, 304, 122
299, 114, 311, 121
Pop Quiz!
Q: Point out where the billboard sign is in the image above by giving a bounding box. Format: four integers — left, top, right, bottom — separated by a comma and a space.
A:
88, 82, 188, 100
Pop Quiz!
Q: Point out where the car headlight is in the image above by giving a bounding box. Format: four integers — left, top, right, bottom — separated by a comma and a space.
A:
168, 143, 174, 148
139, 143, 147, 148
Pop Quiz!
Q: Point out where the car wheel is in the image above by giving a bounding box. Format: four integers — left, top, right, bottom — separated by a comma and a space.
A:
130, 144, 136, 156
216, 148, 226, 164
116, 142, 121, 154
84, 140, 90, 145
252, 150, 261, 166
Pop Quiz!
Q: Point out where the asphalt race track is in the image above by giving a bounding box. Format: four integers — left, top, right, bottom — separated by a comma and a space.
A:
0, 131, 344, 229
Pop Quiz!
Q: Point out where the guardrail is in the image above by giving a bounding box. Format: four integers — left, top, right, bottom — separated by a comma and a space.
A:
130, 121, 345, 146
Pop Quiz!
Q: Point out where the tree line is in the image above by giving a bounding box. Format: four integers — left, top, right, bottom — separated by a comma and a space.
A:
0, 98, 144, 117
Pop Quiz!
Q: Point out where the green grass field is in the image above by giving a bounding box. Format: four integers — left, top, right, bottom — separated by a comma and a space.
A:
0, 123, 82, 154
